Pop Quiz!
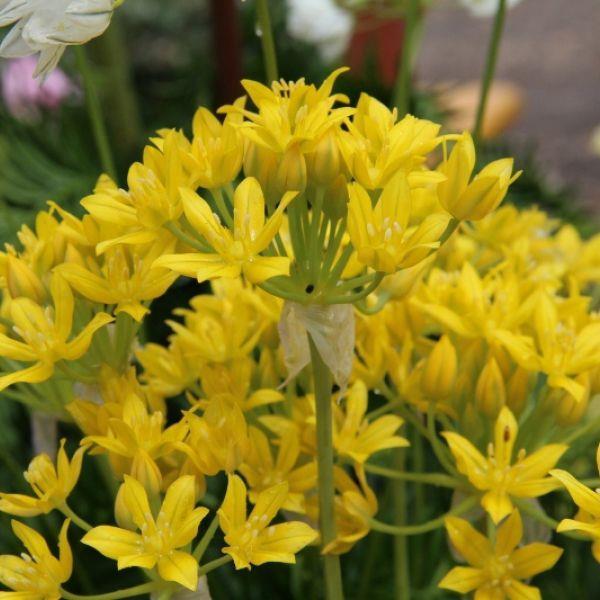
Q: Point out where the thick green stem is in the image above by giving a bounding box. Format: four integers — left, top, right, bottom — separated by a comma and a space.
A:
393, 449, 409, 600
392, 0, 420, 115
256, 0, 278, 84
74, 46, 118, 182
473, 0, 508, 142
309, 336, 344, 600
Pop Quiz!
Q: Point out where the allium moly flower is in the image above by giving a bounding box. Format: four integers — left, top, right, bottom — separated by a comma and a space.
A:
0, 273, 113, 391
439, 510, 562, 598
551, 444, 600, 562
82, 475, 208, 590
218, 474, 317, 569
286, 0, 354, 62
0, 439, 84, 517
442, 407, 567, 523
154, 179, 297, 284
0, 519, 72, 599
0, 0, 118, 78
458, 0, 523, 18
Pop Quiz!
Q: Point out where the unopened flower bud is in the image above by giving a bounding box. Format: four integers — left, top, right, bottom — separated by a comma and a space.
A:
506, 366, 531, 416
421, 335, 457, 399
553, 373, 590, 427
6, 255, 46, 302
276, 146, 307, 195
323, 174, 349, 221
475, 357, 506, 418
306, 131, 341, 185
243, 141, 279, 203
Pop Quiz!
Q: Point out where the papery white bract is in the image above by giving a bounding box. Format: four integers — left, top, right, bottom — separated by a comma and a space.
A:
457, 0, 523, 18
0, 0, 117, 77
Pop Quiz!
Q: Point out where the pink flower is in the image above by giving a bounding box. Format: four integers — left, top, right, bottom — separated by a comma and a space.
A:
1, 56, 76, 120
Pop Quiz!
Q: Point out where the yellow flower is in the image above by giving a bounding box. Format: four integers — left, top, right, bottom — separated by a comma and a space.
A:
154, 178, 296, 284
475, 357, 507, 418
334, 379, 408, 464
437, 132, 521, 221
420, 335, 457, 400
239, 427, 316, 513
218, 474, 317, 569
82, 475, 208, 590
551, 444, 600, 562
339, 93, 441, 189
0, 519, 72, 600
442, 407, 567, 523
83, 393, 188, 495
347, 173, 449, 273
0, 273, 113, 391
439, 510, 563, 598
58, 237, 178, 322
0, 440, 84, 518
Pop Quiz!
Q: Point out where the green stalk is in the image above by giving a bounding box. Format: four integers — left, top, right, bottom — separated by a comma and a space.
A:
256, 0, 279, 84
74, 46, 118, 182
60, 503, 93, 532
309, 336, 344, 600
193, 513, 220, 561
473, 0, 508, 142
392, 0, 420, 115
393, 448, 409, 600
60, 582, 165, 600
198, 555, 232, 576
364, 464, 458, 488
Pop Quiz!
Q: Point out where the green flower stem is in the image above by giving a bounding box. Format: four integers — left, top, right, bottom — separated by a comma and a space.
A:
309, 335, 344, 600
326, 272, 384, 305
57, 362, 97, 384
513, 499, 586, 541
210, 188, 233, 228
392, 0, 420, 115
318, 218, 345, 284
60, 504, 93, 532
165, 222, 211, 252
393, 448, 409, 600
60, 582, 165, 600
325, 245, 354, 289
259, 281, 306, 303
198, 554, 232, 576
427, 401, 459, 476
364, 463, 459, 488
193, 513, 220, 561
473, 0, 508, 143
255, 0, 278, 84
582, 478, 600, 487
74, 46, 118, 182
367, 495, 479, 536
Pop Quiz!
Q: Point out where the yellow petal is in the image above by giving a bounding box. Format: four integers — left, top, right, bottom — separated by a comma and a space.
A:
514, 445, 568, 482
495, 509, 522, 556
58, 519, 72, 580
57, 264, 114, 306
444, 516, 491, 568
481, 489, 514, 524
438, 566, 486, 594
81, 525, 143, 560
218, 474, 247, 535
0, 493, 44, 517
494, 406, 517, 468
122, 475, 153, 529
511, 542, 563, 579
550, 470, 600, 518
154, 253, 241, 282
505, 580, 542, 600
249, 481, 288, 526
242, 256, 290, 284
157, 550, 198, 591
253, 521, 318, 564
63, 313, 114, 361
11, 520, 51, 564
0, 362, 54, 392
0, 333, 37, 361
442, 432, 488, 487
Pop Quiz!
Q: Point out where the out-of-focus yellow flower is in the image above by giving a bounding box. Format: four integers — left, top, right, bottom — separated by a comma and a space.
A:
154, 179, 296, 284
2, 252, 47, 303
437, 132, 521, 220
496, 290, 600, 403
58, 238, 177, 322
180, 395, 249, 475
439, 510, 562, 598
84, 394, 188, 495
218, 474, 317, 569
475, 357, 507, 418
82, 475, 208, 590
0, 519, 72, 600
0, 274, 113, 391
443, 407, 567, 523
0, 440, 84, 517
347, 173, 449, 273
551, 444, 600, 562
240, 427, 315, 513
421, 335, 457, 400
334, 379, 408, 463
339, 94, 441, 190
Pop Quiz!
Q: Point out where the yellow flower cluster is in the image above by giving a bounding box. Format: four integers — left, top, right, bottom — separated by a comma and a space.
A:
0, 70, 597, 598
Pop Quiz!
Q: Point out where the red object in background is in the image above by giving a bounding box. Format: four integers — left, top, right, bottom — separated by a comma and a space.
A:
347, 10, 406, 87
210, 0, 243, 105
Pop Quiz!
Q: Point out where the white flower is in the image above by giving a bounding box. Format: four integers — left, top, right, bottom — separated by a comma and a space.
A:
286, 0, 354, 62
0, 0, 117, 77
457, 0, 523, 18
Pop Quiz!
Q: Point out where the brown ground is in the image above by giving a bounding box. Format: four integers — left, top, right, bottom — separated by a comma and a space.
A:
418, 0, 600, 214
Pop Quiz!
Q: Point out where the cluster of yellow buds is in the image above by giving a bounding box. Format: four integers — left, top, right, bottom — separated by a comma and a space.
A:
0, 70, 597, 599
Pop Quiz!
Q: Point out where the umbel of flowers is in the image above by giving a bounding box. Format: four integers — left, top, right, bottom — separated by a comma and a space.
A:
0, 70, 599, 599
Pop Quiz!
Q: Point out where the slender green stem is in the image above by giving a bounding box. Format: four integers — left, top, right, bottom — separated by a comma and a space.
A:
309, 336, 344, 600
473, 0, 508, 142
581, 478, 600, 488
427, 401, 459, 476
74, 46, 118, 181
60, 504, 93, 532
60, 582, 165, 600
364, 464, 459, 488
513, 499, 586, 540
392, 0, 420, 115
165, 222, 211, 252
393, 449, 409, 600
198, 555, 232, 576
367, 495, 479, 536
326, 272, 384, 305
255, 0, 278, 83
210, 189, 233, 228
193, 513, 220, 561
